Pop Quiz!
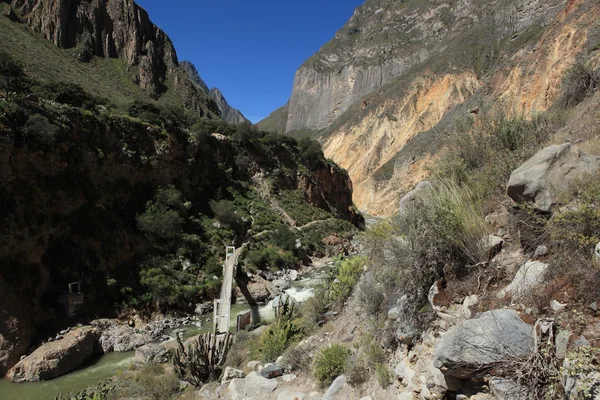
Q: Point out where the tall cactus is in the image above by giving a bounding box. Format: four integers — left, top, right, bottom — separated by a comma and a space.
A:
172, 332, 233, 386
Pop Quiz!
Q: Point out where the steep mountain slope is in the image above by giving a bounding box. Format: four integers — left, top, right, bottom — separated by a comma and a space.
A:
0, 1, 360, 377
0, 0, 241, 120
180, 61, 249, 125
264, 0, 599, 215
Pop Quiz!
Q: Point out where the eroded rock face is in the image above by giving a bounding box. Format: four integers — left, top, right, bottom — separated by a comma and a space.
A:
285, 0, 566, 133
433, 309, 534, 378
7, 327, 99, 382
9, 0, 219, 116
398, 181, 432, 217
507, 143, 600, 211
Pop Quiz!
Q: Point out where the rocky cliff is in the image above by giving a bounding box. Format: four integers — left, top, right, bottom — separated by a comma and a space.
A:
265, 0, 600, 215
4, 0, 223, 118
181, 61, 249, 125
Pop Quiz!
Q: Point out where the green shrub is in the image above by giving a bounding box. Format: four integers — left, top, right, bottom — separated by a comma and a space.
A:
109, 362, 180, 400
434, 111, 564, 196
246, 245, 297, 272
137, 186, 186, 248
257, 304, 303, 362
22, 113, 60, 144
375, 364, 392, 388
330, 256, 366, 303
139, 265, 200, 309
549, 173, 600, 251
399, 180, 487, 266
0, 51, 26, 94
313, 345, 352, 387
210, 199, 245, 233
34, 82, 104, 110
277, 190, 332, 226
271, 224, 297, 252
558, 63, 600, 108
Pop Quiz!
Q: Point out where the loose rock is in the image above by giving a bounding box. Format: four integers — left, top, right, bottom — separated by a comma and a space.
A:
507, 143, 600, 211
8, 327, 99, 382
323, 375, 346, 400
502, 261, 549, 298
433, 310, 534, 378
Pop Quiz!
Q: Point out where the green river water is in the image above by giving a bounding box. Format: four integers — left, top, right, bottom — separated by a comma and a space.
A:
0, 267, 326, 400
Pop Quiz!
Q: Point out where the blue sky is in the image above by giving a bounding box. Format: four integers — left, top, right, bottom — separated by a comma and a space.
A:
135, 0, 364, 123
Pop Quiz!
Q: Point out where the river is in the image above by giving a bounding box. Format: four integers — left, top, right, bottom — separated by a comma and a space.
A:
0, 265, 329, 400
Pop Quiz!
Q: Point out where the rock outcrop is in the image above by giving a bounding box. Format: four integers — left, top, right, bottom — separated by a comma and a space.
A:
260, 0, 600, 215
7, 327, 99, 382
433, 309, 534, 378
284, 0, 566, 133
181, 61, 249, 124
8, 0, 219, 117
398, 181, 432, 217
209, 88, 248, 125
507, 143, 600, 211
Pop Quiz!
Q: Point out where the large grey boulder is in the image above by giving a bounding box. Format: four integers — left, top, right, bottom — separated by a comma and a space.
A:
323, 375, 346, 400
398, 181, 432, 216
433, 310, 534, 378
501, 260, 549, 298
507, 143, 600, 211
134, 342, 169, 364
8, 327, 99, 382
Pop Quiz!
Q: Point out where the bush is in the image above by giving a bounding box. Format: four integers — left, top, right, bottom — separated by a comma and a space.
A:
329, 256, 366, 303
139, 265, 200, 309
245, 245, 297, 272
210, 199, 245, 233
549, 173, 600, 251
434, 112, 564, 196
22, 113, 60, 144
34, 82, 104, 110
282, 342, 313, 373
137, 186, 187, 248
0, 51, 26, 94
313, 345, 351, 387
558, 63, 600, 108
257, 301, 303, 362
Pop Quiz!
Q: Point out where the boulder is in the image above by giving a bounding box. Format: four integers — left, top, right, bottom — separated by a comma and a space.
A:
490, 378, 528, 400
507, 143, 600, 211
323, 375, 346, 400
433, 310, 534, 378
502, 261, 549, 298
533, 245, 549, 259
8, 327, 99, 382
259, 363, 285, 379
394, 357, 415, 386
594, 241, 600, 267
94, 321, 152, 353
398, 181, 433, 216
135, 343, 169, 364
221, 366, 245, 384
278, 392, 306, 400
228, 371, 278, 400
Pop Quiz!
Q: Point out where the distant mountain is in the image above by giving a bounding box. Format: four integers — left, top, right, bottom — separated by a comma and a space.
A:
181, 61, 249, 125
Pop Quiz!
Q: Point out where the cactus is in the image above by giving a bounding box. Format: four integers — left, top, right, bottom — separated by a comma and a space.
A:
172, 332, 233, 386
